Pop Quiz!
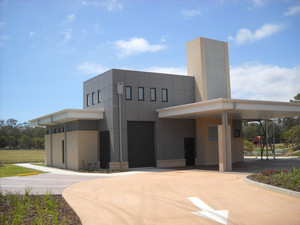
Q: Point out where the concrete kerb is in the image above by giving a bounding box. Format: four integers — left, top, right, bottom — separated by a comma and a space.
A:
244, 176, 300, 199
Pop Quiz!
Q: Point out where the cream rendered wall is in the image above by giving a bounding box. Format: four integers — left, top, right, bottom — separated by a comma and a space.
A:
77, 131, 99, 170
51, 133, 64, 168
195, 118, 243, 166
44, 135, 51, 166
66, 131, 79, 171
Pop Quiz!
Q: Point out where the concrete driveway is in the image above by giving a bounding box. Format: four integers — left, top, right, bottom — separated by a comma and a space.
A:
63, 160, 300, 225
0, 163, 156, 195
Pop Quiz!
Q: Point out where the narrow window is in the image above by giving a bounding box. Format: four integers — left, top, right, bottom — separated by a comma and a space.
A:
125, 86, 132, 100
208, 126, 218, 142
87, 94, 90, 107
92, 92, 95, 105
98, 90, 102, 103
150, 88, 156, 101
162, 89, 168, 102
58, 127, 61, 133
62, 140, 65, 163
138, 87, 144, 101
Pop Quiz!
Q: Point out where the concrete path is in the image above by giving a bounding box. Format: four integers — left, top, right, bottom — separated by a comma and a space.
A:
63, 170, 300, 225
0, 163, 171, 195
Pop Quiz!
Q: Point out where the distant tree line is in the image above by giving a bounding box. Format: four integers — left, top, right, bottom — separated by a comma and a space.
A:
242, 93, 300, 148
0, 119, 46, 149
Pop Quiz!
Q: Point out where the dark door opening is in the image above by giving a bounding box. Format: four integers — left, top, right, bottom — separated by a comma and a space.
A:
128, 121, 155, 168
184, 138, 195, 166
100, 131, 110, 169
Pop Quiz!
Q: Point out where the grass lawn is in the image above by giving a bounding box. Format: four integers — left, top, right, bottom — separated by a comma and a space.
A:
0, 164, 46, 178
0, 150, 45, 164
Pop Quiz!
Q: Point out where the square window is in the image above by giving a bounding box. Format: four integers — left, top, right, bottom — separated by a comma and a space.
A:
138, 87, 144, 101
150, 88, 156, 101
162, 89, 168, 102
125, 86, 132, 100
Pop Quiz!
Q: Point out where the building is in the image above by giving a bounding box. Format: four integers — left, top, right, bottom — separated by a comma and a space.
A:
30, 37, 300, 171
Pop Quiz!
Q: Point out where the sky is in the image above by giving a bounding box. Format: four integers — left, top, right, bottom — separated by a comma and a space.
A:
0, 0, 300, 123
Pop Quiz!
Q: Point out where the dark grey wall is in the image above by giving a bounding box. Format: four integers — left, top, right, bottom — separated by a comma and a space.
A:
83, 69, 196, 164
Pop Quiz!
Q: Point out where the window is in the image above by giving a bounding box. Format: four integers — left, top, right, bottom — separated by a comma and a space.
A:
234, 129, 241, 138
162, 89, 168, 102
138, 87, 144, 101
125, 86, 132, 100
208, 126, 218, 142
92, 92, 96, 105
98, 90, 102, 103
87, 94, 90, 107
62, 140, 65, 163
58, 127, 61, 133
150, 88, 156, 101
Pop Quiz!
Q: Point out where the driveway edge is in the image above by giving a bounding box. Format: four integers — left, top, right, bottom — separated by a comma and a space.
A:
244, 176, 300, 199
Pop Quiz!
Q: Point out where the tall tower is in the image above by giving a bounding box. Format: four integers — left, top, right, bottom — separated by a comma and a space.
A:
186, 37, 231, 102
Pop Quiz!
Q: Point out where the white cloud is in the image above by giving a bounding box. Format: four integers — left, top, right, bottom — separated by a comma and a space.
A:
247, 0, 266, 10
114, 37, 166, 58
63, 14, 75, 24
284, 5, 300, 16
228, 23, 284, 45
230, 62, 300, 102
78, 62, 109, 74
29, 32, 35, 37
143, 66, 187, 75
106, 0, 123, 12
63, 29, 72, 43
180, 9, 201, 19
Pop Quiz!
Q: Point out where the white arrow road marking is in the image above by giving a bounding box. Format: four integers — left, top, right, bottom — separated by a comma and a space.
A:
188, 197, 229, 225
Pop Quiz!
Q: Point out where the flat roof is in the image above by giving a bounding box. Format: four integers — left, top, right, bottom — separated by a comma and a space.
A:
29, 109, 104, 127
157, 98, 300, 120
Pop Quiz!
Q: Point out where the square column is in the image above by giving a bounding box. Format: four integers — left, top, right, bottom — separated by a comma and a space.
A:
218, 112, 232, 171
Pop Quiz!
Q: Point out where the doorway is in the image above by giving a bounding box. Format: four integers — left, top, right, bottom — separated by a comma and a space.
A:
100, 131, 110, 169
184, 138, 195, 166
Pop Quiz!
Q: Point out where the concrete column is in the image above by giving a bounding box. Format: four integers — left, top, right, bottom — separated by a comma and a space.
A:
218, 112, 232, 171
50, 125, 53, 167
218, 125, 227, 171
64, 124, 67, 169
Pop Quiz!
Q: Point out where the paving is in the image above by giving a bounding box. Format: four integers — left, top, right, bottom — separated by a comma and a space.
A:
0, 163, 171, 195
62, 158, 300, 225
1, 158, 300, 224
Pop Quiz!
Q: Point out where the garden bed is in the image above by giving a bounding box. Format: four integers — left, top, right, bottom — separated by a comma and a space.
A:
0, 192, 81, 225
248, 168, 300, 192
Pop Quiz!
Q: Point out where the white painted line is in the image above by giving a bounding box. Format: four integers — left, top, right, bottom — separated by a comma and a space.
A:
188, 197, 229, 225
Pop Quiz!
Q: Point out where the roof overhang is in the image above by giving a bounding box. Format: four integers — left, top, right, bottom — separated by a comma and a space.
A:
29, 109, 104, 127
156, 98, 300, 120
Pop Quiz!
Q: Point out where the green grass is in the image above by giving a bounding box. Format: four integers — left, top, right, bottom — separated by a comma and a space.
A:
0, 164, 45, 178
0, 150, 45, 164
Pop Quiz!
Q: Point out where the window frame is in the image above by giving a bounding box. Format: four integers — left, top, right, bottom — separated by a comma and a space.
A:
162, 88, 168, 102
138, 87, 144, 101
150, 88, 156, 101
98, 90, 102, 103
86, 94, 90, 107
92, 92, 96, 105
125, 86, 132, 100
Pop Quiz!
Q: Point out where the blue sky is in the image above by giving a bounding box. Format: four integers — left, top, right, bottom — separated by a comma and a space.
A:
1, 0, 300, 123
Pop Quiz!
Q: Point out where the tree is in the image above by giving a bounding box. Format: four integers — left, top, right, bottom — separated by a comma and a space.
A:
290, 93, 300, 103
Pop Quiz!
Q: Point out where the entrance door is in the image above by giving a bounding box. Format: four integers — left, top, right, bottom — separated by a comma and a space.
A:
100, 131, 110, 169
127, 121, 155, 168
184, 138, 195, 166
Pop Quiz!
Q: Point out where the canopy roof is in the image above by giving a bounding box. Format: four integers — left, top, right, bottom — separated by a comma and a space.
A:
29, 109, 104, 127
157, 98, 300, 120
